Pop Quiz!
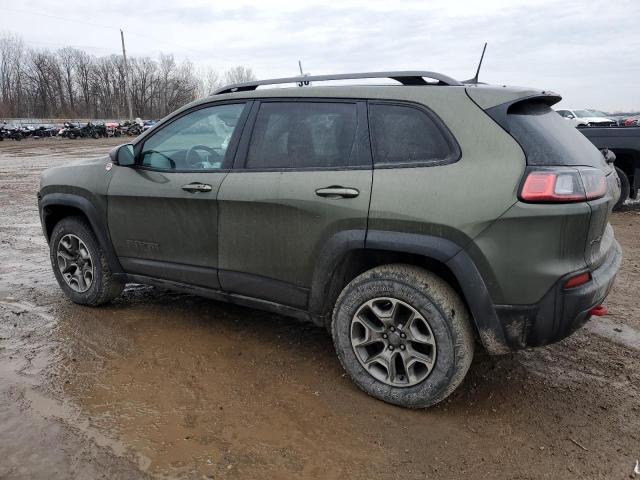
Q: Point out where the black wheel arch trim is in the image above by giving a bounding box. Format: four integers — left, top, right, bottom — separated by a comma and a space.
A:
309, 229, 510, 354
39, 192, 123, 274
308, 229, 367, 319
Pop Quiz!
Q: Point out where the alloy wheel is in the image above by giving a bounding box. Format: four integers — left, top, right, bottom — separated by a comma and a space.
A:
56, 234, 94, 293
350, 297, 437, 387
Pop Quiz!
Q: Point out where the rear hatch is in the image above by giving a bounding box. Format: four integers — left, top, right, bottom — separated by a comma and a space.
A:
471, 90, 619, 270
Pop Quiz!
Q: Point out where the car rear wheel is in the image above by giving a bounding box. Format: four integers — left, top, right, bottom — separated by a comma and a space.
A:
331, 264, 475, 408
50, 217, 124, 306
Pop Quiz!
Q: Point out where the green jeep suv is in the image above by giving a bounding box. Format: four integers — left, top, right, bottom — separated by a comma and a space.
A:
38, 71, 622, 408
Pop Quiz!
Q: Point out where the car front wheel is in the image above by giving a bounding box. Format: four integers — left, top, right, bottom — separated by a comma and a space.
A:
49, 217, 124, 306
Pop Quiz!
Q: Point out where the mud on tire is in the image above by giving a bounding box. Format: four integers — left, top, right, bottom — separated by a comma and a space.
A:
331, 264, 475, 408
50, 216, 124, 306
614, 166, 630, 211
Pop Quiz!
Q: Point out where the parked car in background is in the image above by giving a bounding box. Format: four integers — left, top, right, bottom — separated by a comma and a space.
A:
556, 108, 617, 127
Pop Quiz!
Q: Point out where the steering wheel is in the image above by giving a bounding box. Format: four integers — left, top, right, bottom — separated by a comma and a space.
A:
186, 145, 221, 169
144, 150, 176, 169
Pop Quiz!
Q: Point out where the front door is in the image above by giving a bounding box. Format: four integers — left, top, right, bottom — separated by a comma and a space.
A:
217, 100, 372, 308
107, 102, 250, 289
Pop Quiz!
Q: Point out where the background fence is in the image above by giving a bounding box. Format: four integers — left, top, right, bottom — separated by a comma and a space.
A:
1, 118, 129, 126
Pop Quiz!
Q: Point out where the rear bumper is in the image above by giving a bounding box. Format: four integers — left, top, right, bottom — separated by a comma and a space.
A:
491, 240, 622, 351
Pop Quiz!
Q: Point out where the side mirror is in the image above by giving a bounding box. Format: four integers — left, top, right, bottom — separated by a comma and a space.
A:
567, 114, 575, 119
109, 144, 135, 166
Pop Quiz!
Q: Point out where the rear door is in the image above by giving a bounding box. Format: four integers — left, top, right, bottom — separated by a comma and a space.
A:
216, 99, 372, 308
107, 102, 250, 288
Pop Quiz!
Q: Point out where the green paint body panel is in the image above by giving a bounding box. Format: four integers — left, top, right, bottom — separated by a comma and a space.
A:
467, 202, 592, 304
217, 169, 372, 287
465, 84, 558, 109
367, 88, 525, 249
107, 167, 226, 269
39, 157, 112, 221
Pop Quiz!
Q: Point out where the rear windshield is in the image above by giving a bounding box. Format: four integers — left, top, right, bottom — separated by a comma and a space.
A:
507, 101, 607, 168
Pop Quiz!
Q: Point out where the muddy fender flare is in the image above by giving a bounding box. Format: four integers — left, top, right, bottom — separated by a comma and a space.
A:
39, 193, 123, 274
309, 229, 511, 354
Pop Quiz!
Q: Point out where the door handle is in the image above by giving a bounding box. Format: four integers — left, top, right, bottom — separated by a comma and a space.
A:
315, 186, 360, 199
181, 182, 212, 193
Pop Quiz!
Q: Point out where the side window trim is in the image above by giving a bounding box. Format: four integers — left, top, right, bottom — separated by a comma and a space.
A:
131, 100, 252, 173
366, 100, 461, 169
232, 98, 372, 172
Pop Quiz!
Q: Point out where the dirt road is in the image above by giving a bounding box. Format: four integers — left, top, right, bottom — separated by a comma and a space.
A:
1, 138, 639, 479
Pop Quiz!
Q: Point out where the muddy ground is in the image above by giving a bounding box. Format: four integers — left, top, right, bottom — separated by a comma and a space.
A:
0, 137, 638, 479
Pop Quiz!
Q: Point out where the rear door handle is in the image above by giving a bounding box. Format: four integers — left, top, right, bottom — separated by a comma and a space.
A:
315, 186, 360, 199
181, 182, 212, 193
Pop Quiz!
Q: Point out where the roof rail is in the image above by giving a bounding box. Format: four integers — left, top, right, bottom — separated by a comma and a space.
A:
213, 71, 462, 95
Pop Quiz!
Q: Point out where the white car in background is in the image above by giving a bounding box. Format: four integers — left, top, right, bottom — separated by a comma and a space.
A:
556, 108, 617, 127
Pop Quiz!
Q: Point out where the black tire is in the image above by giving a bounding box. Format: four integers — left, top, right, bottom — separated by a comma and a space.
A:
332, 264, 475, 408
614, 166, 630, 211
67, 132, 76, 140
50, 216, 124, 306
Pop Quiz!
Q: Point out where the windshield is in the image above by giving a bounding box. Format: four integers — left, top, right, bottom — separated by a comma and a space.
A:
588, 110, 608, 117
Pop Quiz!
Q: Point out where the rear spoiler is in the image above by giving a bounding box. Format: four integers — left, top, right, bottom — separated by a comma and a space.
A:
466, 88, 562, 130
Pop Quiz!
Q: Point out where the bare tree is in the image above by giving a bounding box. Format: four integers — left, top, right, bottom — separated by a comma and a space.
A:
197, 67, 224, 97
74, 50, 94, 116
58, 47, 79, 114
0, 33, 26, 117
223, 65, 257, 85
0, 32, 257, 119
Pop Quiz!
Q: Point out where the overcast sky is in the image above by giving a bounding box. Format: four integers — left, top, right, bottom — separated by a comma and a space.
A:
2, 0, 639, 111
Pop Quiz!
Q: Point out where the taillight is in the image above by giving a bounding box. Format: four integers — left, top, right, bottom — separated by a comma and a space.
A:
564, 272, 591, 289
519, 167, 607, 203
579, 168, 607, 200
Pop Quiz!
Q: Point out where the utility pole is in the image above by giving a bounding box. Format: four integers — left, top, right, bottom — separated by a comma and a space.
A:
120, 29, 134, 120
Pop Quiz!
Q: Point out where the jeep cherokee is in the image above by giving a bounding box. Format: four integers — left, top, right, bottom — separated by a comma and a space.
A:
38, 71, 622, 408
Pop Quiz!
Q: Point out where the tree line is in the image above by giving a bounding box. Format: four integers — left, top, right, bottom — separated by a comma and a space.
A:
0, 32, 256, 119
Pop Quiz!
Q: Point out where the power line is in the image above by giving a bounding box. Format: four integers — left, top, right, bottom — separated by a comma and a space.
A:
126, 32, 210, 57
17, 38, 118, 53
3, 7, 211, 57
2, 8, 116, 32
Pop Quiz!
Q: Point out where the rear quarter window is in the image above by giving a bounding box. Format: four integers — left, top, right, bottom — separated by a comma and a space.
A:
368, 103, 460, 167
507, 102, 607, 168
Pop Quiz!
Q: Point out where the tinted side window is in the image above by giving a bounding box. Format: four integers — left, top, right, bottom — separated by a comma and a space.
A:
246, 102, 358, 169
369, 103, 456, 166
140, 103, 245, 171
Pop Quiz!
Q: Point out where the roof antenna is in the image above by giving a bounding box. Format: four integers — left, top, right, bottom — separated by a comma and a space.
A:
464, 42, 487, 84
297, 60, 310, 87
